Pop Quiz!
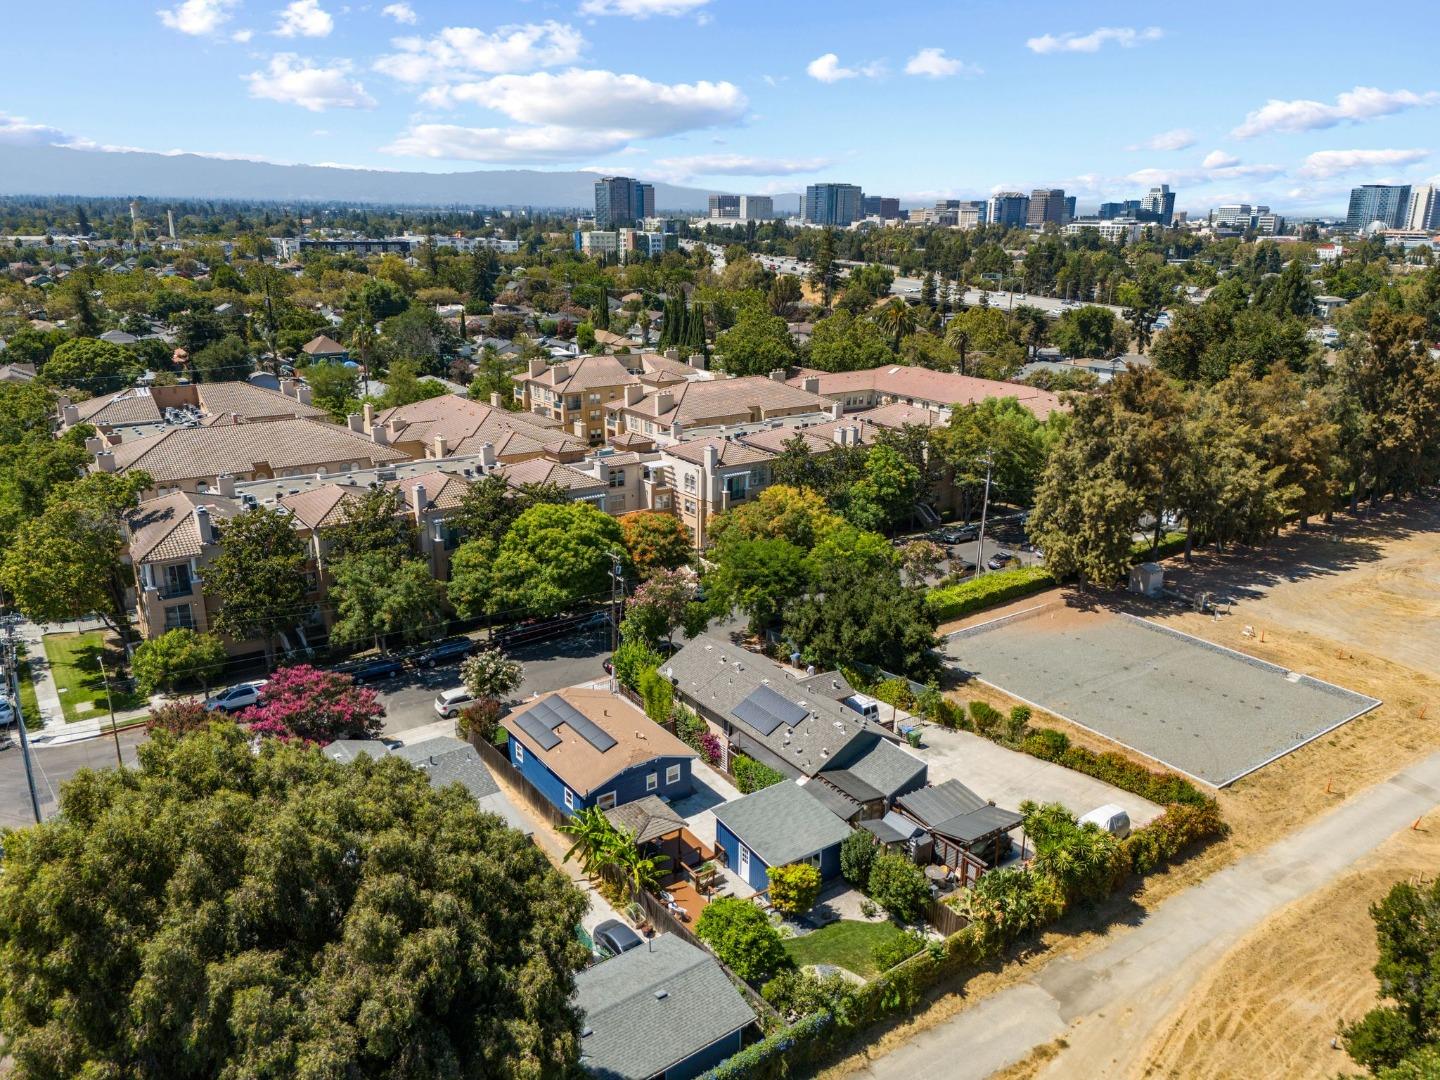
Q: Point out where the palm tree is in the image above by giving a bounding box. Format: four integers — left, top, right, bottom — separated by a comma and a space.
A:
616, 844, 670, 894
874, 297, 918, 351
561, 806, 616, 876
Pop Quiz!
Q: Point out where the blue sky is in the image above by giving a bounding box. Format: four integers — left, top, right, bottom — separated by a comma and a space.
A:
3, 0, 1438, 215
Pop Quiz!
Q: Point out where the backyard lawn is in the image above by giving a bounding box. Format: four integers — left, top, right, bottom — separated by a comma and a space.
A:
42, 632, 145, 723
782, 919, 907, 979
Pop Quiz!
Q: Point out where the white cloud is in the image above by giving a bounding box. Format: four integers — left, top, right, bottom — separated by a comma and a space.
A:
1126, 128, 1196, 152
381, 2, 416, 24
374, 22, 584, 82
1201, 149, 1239, 168
0, 111, 77, 147
1233, 86, 1440, 138
274, 0, 334, 38
579, 0, 710, 16
231, 28, 253, 42
440, 69, 746, 137
157, 0, 238, 35
1026, 26, 1163, 55
1297, 148, 1430, 179
806, 52, 884, 83
382, 123, 629, 162
652, 153, 831, 179
245, 54, 377, 111
904, 48, 974, 78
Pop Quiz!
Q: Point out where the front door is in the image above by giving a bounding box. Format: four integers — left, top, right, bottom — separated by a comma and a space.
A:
737, 844, 751, 882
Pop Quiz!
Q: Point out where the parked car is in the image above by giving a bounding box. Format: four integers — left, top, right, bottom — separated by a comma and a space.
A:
1079, 804, 1132, 839
592, 919, 643, 958
986, 551, 1016, 571
0, 694, 14, 727
412, 636, 478, 668
339, 655, 405, 684
434, 686, 475, 719
495, 610, 609, 650
205, 680, 267, 713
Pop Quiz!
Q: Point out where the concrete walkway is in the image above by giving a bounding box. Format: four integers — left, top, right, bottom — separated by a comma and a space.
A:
847, 749, 1440, 1080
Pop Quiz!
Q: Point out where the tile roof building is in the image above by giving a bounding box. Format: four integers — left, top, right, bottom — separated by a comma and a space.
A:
606, 374, 838, 442
787, 365, 1065, 421
60, 380, 327, 441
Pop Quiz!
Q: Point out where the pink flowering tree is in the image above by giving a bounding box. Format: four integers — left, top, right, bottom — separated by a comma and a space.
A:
624, 569, 696, 647
240, 664, 384, 744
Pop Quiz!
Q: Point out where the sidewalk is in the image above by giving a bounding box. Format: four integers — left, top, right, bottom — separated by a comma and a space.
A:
14, 619, 152, 746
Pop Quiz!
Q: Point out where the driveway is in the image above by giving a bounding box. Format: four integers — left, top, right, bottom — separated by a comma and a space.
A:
915, 725, 1162, 828
847, 750, 1440, 1080
670, 758, 742, 850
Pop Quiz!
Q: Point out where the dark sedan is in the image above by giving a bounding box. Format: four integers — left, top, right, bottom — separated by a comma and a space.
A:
338, 655, 406, 683
412, 636, 478, 668
592, 919, 643, 958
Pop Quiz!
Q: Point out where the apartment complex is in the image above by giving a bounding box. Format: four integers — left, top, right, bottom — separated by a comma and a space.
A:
1347, 184, 1412, 230
59, 379, 326, 441
511, 355, 646, 445
786, 365, 1065, 421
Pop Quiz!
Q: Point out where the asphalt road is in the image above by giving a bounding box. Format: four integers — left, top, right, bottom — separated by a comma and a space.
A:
0, 727, 145, 828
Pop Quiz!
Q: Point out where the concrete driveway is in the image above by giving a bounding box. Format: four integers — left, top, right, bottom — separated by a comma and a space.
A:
671, 758, 742, 850
915, 725, 1162, 828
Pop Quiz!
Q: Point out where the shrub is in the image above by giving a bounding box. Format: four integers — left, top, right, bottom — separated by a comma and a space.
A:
840, 830, 878, 888
968, 700, 1004, 738
767, 862, 822, 916
1010, 723, 1212, 809
926, 565, 1056, 622
866, 853, 930, 923
674, 706, 707, 747
611, 639, 663, 691
732, 754, 786, 794
239, 665, 384, 744
872, 678, 915, 711
1121, 800, 1228, 875
871, 929, 928, 973
636, 666, 673, 724
457, 697, 504, 742
915, 687, 944, 721
762, 970, 858, 1023
859, 898, 879, 919
146, 700, 213, 737
1341, 1008, 1419, 1073
1022, 727, 1070, 759
698, 731, 723, 766
695, 897, 790, 983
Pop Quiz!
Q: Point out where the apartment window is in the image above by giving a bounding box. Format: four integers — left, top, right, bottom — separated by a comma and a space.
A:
750, 467, 767, 486
683, 498, 697, 515
608, 470, 625, 488
162, 604, 195, 631
514, 742, 524, 764
646, 772, 658, 791
563, 788, 575, 811
589, 409, 600, 420
160, 563, 191, 599
596, 792, 617, 810
665, 764, 682, 785
684, 472, 697, 492
725, 474, 749, 501
656, 494, 672, 509
588, 392, 602, 403
567, 396, 582, 411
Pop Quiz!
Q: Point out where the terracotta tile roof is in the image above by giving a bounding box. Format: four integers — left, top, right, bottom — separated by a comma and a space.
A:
505, 687, 695, 797
388, 470, 471, 510
108, 417, 407, 485
127, 490, 244, 563
193, 381, 327, 421
373, 395, 582, 458
520, 355, 639, 393
608, 431, 657, 451
495, 458, 604, 492
74, 381, 325, 428
76, 391, 164, 426
665, 437, 775, 467
611, 376, 832, 427
853, 402, 946, 429
735, 417, 880, 454
788, 365, 1064, 420
278, 484, 363, 529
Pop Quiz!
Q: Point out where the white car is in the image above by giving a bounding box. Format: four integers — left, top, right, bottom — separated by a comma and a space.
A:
205, 680, 266, 713
0, 694, 14, 727
1079, 804, 1132, 839
434, 686, 476, 719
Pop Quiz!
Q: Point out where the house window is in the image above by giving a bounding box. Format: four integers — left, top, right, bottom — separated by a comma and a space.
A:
597, 791, 617, 810
514, 742, 524, 764
683, 498, 696, 515
665, 764, 681, 785
608, 470, 625, 488
646, 772, 658, 791
564, 788, 575, 811
801, 852, 823, 869
162, 604, 195, 631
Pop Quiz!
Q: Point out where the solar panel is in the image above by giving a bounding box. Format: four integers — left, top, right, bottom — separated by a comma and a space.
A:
511, 701, 563, 750
513, 695, 618, 753
556, 703, 618, 753
731, 684, 807, 737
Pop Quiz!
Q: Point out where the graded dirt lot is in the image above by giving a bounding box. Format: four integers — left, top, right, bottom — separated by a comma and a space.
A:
830, 499, 1440, 1080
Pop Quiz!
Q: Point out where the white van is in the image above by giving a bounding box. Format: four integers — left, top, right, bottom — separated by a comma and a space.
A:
434, 687, 475, 719
842, 693, 881, 723
1079, 804, 1131, 839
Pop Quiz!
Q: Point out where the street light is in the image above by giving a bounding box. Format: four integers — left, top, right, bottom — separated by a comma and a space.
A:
975, 451, 995, 575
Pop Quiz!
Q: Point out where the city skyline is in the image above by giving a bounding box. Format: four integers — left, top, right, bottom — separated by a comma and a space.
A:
0, 0, 1437, 215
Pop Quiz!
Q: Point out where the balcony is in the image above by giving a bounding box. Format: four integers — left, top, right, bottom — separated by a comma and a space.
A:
156, 578, 193, 600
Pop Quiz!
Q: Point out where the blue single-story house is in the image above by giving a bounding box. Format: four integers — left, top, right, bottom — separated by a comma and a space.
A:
505, 687, 696, 816
574, 933, 757, 1080
712, 780, 853, 893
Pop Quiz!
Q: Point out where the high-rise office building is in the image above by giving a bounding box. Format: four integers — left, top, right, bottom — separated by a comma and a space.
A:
987, 192, 1030, 228
1098, 200, 1141, 220
1027, 189, 1069, 227
594, 177, 654, 228
804, 183, 864, 226
1407, 185, 1440, 231
1346, 184, 1412, 230
1139, 184, 1176, 226
708, 194, 741, 219
738, 195, 774, 220
862, 195, 901, 219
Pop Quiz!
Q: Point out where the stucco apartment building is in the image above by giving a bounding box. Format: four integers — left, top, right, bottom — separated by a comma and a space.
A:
59, 379, 327, 441
510, 353, 703, 446
605, 373, 838, 443
786, 364, 1065, 421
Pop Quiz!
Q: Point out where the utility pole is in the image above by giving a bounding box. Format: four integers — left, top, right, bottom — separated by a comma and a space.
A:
3, 623, 43, 824
97, 653, 124, 767
608, 552, 625, 656
975, 450, 995, 576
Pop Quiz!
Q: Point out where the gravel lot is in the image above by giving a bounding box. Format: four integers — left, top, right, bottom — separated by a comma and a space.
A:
945, 603, 1380, 787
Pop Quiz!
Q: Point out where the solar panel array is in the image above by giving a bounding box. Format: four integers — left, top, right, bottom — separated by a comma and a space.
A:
512, 695, 619, 753
730, 684, 808, 737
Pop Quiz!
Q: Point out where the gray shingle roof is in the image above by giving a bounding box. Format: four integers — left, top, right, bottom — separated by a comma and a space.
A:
712, 780, 852, 868
895, 780, 1022, 845
824, 739, 927, 802
574, 934, 755, 1080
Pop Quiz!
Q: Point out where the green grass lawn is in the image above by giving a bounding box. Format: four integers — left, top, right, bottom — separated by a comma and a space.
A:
782, 919, 906, 979
43, 632, 145, 723
13, 644, 41, 730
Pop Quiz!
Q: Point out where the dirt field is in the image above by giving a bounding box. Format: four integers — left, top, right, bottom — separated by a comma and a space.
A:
826, 499, 1440, 1080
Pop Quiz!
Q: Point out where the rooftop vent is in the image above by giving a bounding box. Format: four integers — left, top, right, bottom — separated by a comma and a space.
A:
653, 990, 669, 1000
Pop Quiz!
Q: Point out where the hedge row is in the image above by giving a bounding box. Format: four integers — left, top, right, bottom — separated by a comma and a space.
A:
926, 566, 1057, 622
1020, 727, 1211, 807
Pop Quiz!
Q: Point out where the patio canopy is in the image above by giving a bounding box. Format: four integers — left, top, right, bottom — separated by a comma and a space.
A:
605, 795, 687, 846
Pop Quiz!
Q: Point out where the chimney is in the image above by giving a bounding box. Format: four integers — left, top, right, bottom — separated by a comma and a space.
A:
95, 450, 116, 473
295, 382, 313, 406
347, 412, 365, 433
362, 402, 374, 429
489, 392, 503, 408
702, 443, 718, 471
229, 412, 240, 426
57, 394, 71, 410
551, 362, 570, 382
768, 369, 787, 382
802, 376, 820, 394
279, 377, 296, 399
216, 474, 237, 497
655, 390, 674, 415
688, 352, 707, 371
624, 383, 645, 406
478, 442, 496, 468
194, 504, 213, 544
528, 357, 547, 378
410, 483, 427, 522
370, 423, 389, 446
61, 403, 80, 426
384, 419, 404, 443
433, 434, 449, 459
833, 426, 849, 447
664, 348, 680, 361
828, 401, 843, 419
85, 435, 107, 456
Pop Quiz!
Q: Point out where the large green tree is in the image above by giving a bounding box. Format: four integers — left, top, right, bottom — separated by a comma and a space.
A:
488, 501, 626, 617
783, 556, 938, 678
205, 507, 311, 665
41, 338, 137, 392
714, 305, 798, 377
0, 725, 589, 1078
329, 552, 446, 650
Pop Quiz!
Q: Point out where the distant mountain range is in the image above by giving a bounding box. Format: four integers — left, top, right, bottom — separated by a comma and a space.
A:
0, 144, 802, 213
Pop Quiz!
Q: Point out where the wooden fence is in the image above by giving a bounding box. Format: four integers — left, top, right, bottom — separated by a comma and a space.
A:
469, 731, 572, 834
924, 897, 969, 938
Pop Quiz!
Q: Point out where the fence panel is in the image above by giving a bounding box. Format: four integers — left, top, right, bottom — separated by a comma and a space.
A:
924, 898, 969, 938
469, 732, 571, 833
